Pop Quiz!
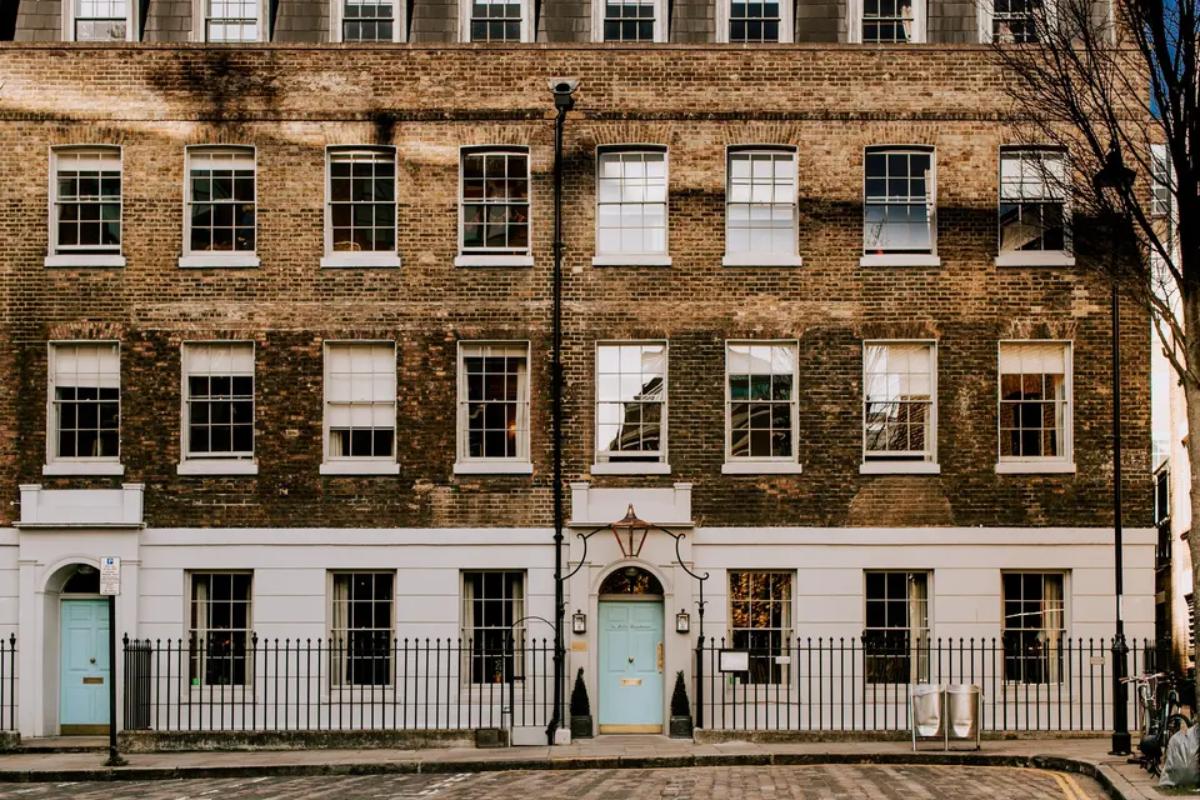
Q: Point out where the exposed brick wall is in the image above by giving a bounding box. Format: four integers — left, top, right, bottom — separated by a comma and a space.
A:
0, 45, 1153, 530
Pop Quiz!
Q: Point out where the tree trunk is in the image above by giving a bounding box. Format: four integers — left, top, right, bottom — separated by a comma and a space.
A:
1180, 289, 1200, 701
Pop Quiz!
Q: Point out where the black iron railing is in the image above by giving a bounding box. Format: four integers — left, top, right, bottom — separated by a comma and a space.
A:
0, 634, 14, 732
696, 636, 1158, 732
123, 634, 555, 733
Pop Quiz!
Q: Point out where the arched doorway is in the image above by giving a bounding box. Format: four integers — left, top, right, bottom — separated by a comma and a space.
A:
598, 566, 664, 734
46, 563, 109, 735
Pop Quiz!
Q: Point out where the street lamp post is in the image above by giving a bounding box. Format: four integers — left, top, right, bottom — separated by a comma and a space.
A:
547, 77, 578, 745
1093, 141, 1135, 757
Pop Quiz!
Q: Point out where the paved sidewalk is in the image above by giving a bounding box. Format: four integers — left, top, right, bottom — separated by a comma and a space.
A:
0, 735, 1174, 799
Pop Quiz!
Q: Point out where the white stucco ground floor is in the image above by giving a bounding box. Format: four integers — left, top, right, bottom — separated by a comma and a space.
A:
0, 482, 1156, 741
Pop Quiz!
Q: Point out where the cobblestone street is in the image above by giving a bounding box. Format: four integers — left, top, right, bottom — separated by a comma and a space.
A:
0, 764, 1109, 800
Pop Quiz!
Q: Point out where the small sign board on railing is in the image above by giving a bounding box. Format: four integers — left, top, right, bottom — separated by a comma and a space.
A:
718, 649, 749, 673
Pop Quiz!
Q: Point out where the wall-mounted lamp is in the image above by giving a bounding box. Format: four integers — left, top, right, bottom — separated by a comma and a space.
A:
572, 609, 587, 635
676, 609, 691, 634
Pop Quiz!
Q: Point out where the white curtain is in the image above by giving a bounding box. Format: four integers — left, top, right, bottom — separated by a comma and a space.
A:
908, 574, 929, 683
331, 575, 349, 685
1042, 577, 1064, 683
191, 577, 209, 683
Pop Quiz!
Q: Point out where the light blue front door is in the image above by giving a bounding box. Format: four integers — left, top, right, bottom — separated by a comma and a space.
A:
599, 601, 663, 731
60, 599, 109, 730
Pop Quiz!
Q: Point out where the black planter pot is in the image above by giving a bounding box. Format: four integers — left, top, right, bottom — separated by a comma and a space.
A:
669, 716, 693, 739
571, 715, 594, 739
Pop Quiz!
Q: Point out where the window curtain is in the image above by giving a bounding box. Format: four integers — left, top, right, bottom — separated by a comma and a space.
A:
1042, 576, 1064, 683
462, 574, 477, 682
331, 575, 349, 686
191, 577, 209, 683
1054, 372, 1068, 456
515, 359, 529, 460
908, 574, 929, 683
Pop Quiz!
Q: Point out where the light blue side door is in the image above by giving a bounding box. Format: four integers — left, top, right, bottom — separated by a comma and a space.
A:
60, 599, 109, 729
599, 601, 663, 730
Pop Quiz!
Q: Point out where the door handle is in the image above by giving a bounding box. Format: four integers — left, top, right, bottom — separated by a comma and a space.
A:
628, 656, 635, 664
89, 657, 96, 664
656, 642, 664, 673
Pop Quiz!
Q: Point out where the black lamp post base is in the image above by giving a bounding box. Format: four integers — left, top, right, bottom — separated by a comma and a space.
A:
1109, 731, 1132, 756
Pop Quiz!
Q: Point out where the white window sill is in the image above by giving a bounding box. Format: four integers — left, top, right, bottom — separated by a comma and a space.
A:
319, 461, 400, 476
591, 462, 671, 475
722, 461, 804, 475
44, 254, 126, 268
995, 461, 1076, 475
321, 253, 402, 269
453, 461, 534, 475
592, 255, 673, 267
43, 461, 125, 477
860, 461, 941, 475
994, 251, 1076, 268
722, 254, 803, 268
859, 254, 942, 268
178, 253, 261, 269
454, 254, 534, 268
178, 460, 259, 476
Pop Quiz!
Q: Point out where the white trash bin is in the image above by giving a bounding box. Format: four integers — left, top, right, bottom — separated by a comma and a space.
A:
944, 684, 981, 750
911, 684, 944, 750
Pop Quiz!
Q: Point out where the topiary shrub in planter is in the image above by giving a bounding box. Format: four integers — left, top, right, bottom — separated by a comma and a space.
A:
669, 670, 693, 739
570, 667, 593, 738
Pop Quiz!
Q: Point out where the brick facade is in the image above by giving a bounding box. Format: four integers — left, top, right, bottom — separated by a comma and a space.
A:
0, 44, 1152, 531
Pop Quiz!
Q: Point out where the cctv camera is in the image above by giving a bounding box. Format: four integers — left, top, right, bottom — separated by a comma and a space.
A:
547, 77, 580, 96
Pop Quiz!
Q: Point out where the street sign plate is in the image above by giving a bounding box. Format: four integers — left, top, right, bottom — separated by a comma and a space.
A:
100, 556, 120, 596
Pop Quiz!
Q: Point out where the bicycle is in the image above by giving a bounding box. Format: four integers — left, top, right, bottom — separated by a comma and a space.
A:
1124, 672, 1192, 776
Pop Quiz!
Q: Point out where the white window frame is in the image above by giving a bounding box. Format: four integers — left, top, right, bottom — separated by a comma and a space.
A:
461, 570, 527, 685
322, 146, 401, 269
847, 0, 925, 43
1151, 143, 1175, 219
193, 0, 269, 42
459, 0, 533, 41
455, 341, 533, 474
977, 0, 1054, 43
63, 0, 138, 42
591, 0, 667, 42
723, 146, 801, 267
327, 570, 396, 689
46, 146, 126, 268
1000, 570, 1069, 685
995, 146, 1075, 267
187, 570, 254, 690
716, 0, 793, 42
995, 340, 1074, 474
593, 145, 671, 267
592, 341, 670, 475
860, 145, 939, 267
727, 570, 794, 685
180, 145, 261, 269
44, 340, 124, 476
860, 339, 939, 474
722, 340, 802, 474
330, 0, 405, 42
863, 569, 932, 685
454, 146, 534, 268
320, 340, 399, 475
178, 341, 258, 476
